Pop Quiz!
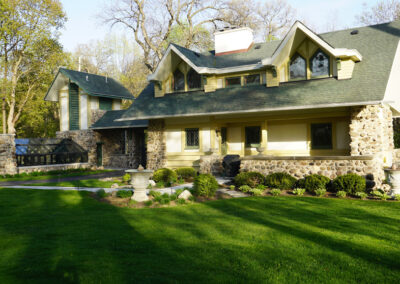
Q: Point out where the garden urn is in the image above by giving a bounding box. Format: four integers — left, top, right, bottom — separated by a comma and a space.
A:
125, 166, 154, 202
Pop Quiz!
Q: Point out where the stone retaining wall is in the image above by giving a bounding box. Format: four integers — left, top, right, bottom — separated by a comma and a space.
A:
146, 120, 166, 170
0, 134, 17, 175
17, 163, 90, 174
240, 155, 385, 187
199, 155, 224, 175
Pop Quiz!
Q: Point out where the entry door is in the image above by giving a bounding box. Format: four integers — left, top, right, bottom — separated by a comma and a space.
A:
221, 127, 227, 155
96, 143, 103, 166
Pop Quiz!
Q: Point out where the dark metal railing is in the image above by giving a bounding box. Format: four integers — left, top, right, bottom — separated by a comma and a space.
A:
16, 152, 88, 167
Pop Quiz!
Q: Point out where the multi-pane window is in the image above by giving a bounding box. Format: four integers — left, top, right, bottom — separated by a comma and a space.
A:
173, 69, 185, 91
225, 76, 241, 87
187, 68, 202, 90
311, 50, 330, 77
289, 53, 307, 80
311, 123, 332, 149
245, 126, 261, 148
185, 128, 199, 149
244, 74, 260, 85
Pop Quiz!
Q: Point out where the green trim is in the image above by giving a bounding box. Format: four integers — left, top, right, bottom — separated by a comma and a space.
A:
69, 82, 79, 130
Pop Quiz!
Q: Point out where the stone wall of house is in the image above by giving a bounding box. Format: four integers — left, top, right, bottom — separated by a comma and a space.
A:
0, 134, 17, 175
240, 155, 384, 187
146, 119, 166, 170
56, 130, 100, 166
199, 155, 224, 175
90, 109, 107, 125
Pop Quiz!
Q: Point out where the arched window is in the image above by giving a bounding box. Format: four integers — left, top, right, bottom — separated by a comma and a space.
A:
289, 53, 307, 80
310, 50, 330, 77
173, 69, 185, 91
187, 68, 202, 89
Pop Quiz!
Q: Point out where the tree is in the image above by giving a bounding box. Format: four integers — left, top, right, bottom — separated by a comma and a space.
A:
0, 0, 66, 134
102, 0, 224, 72
357, 0, 400, 25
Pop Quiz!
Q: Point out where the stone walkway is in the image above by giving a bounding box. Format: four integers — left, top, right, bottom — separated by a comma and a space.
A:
0, 177, 248, 198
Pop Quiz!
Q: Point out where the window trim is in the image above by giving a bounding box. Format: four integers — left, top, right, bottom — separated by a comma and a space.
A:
225, 76, 242, 88
187, 68, 203, 91
310, 123, 333, 150
185, 128, 200, 149
244, 74, 261, 86
289, 53, 307, 81
245, 126, 261, 148
310, 49, 330, 79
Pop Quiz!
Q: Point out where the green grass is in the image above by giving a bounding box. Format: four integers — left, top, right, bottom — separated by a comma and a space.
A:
0, 189, 399, 283
28, 179, 124, 188
0, 170, 112, 182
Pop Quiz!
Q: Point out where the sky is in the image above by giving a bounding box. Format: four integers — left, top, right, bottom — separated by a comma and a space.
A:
59, 0, 379, 52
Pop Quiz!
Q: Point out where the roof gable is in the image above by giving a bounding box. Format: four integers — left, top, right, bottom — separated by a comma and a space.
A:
45, 68, 134, 101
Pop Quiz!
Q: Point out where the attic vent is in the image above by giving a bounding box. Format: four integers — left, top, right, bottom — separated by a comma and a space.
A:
350, 30, 359, 35
254, 44, 261, 50
193, 51, 200, 57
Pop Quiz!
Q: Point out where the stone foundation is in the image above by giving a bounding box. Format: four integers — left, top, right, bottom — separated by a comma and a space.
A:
241, 155, 385, 187
199, 155, 223, 175
146, 120, 166, 170
0, 134, 17, 175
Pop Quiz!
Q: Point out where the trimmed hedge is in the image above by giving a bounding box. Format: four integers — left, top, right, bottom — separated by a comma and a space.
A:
265, 172, 296, 189
234, 172, 265, 188
296, 174, 331, 193
152, 168, 177, 185
192, 174, 219, 197
332, 173, 366, 195
175, 167, 197, 180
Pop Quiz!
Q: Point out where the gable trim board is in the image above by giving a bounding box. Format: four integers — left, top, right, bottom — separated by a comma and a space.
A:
384, 39, 400, 113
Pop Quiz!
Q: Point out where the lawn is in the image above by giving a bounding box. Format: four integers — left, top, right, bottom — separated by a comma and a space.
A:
0, 169, 112, 182
0, 189, 399, 283
29, 179, 124, 188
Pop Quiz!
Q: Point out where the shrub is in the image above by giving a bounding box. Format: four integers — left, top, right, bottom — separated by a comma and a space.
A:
192, 174, 219, 197
156, 181, 166, 188
175, 167, 197, 180
116, 190, 133, 198
239, 185, 252, 193
332, 174, 366, 195
336, 191, 347, 198
144, 200, 153, 206
159, 194, 171, 205
314, 188, 326, 197
234, 172, 265, 188
122, 173, 131, 183
152, 168, 178, 185
96, 189, 108, 198
175, 189, 184, 196
128, 199, 137, 206
176, 198, 186, 205
270, 189, 282, 196
149, 190, 161, 198
297, 174, 330, 193
371, 190, 383, 198
355, 192, 368, 200
256, 184, 266, 190
177, 178, 185, 184
229, 185, 235, 190
250, 188, 264, 196
265, 172, 296, 189
394, 194, 400, 201
188, 195, 196, 202
292, 188, 305, 196
380, 193, 390, 201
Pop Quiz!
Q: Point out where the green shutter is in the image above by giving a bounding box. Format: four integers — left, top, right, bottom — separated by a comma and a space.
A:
69, 83, 79, 130
99, 97, 113, 111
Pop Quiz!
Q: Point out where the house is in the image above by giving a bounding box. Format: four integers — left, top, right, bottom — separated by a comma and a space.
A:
46, 20, 400, 186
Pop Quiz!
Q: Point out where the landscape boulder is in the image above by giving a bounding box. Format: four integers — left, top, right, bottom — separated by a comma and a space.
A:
178, 189, 192, 200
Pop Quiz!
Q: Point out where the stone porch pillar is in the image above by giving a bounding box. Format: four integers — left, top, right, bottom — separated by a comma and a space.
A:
146, 119, 166, 170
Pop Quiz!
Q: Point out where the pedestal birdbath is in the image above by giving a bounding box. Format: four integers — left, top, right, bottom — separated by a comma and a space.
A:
125, 165, 153, 202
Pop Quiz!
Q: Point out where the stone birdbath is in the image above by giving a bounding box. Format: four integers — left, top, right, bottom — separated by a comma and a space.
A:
125, 165, 153, 202
384, 164, 400, 196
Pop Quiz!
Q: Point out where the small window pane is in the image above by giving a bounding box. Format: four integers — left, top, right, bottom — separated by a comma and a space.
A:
187, 68, 202, 89
186, 128, 199, 148
245, 74, 260, 85
245, 126, 261, 148
311, 123, 332, 149
225, 77, 241, 87
173, 69, 185, 91
311, 50, 330, 77
289, 54, 306, 80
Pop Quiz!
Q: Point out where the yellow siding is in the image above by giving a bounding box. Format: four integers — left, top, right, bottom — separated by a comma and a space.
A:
337, 59, 355, 80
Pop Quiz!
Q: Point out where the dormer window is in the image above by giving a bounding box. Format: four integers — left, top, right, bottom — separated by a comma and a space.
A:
173, 69, 185, 91
187, 68, 201, 90
310, 50, 330, 78
289, 53, 306, 80
245, 74, 260, 85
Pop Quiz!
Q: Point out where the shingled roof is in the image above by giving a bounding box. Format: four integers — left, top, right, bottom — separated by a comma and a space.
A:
120, 20, 400, 121
45, 68, 134, 101
90, 110, 148, 130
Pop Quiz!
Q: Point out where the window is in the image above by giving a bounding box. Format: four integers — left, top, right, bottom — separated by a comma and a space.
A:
289, 53, 306, 80
225, 76, 241, 87
310, 50, 330, 77
311, 123, 332, 149
187, 68, 202, 90
173, 69, 185, 91
245, 126, 261, 148
185, 128, 199, 149
244, 74, 260, 85
99, 97, 113, 111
